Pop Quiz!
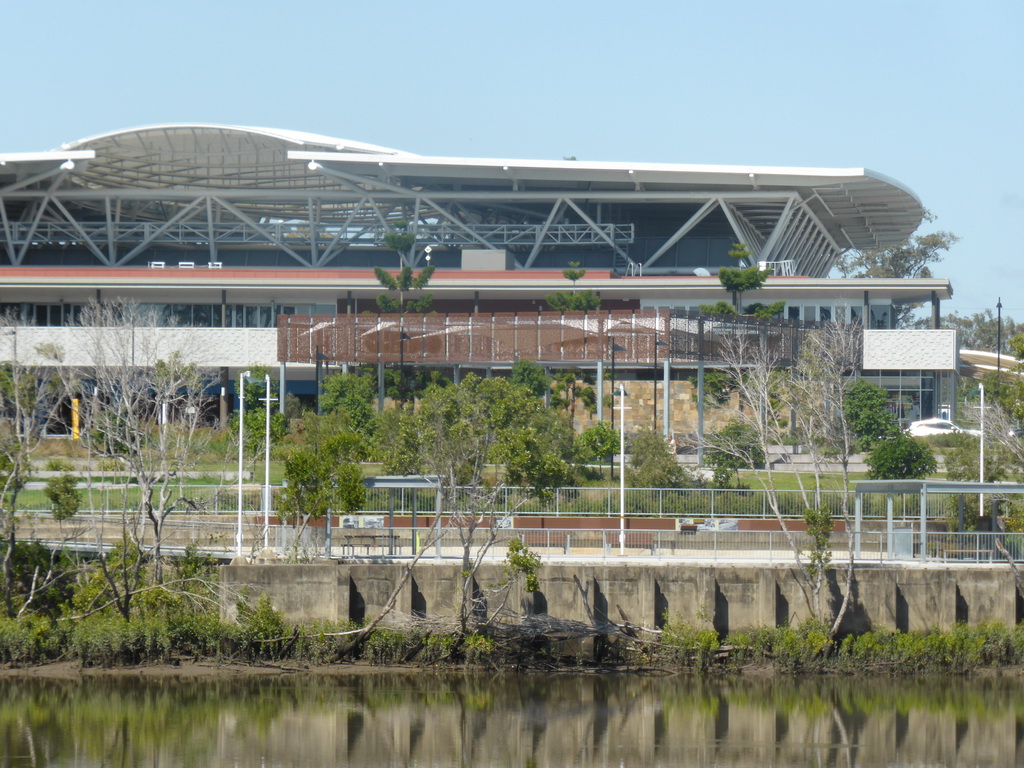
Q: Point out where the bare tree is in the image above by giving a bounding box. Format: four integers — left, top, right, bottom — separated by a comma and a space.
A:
48, 301, 213, 616
0, 314, 74, 617
783, 323, 862, 633
708, 320, 862, 634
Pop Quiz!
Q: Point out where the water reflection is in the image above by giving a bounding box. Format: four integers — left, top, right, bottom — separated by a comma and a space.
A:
0, 671, 1022, 766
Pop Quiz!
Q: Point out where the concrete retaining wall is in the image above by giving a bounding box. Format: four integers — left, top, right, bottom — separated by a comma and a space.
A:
221, 562, 1023, 634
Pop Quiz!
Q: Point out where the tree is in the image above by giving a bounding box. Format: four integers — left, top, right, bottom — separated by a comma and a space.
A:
550, 369, 597, 431
380, 375, 568, 630
575, 421, 618, 463
0, 315, 70, 618
382, 220, 415, 266
277, 411, 365, 559
705, 422, 763, 488
627, 428, 702, 489
866, 433, 937, 479
842, 379, 899, 450
373, 264, 436, 314
49, 300, 214, 615
939, 309, 1020, 353
320, 370, 377, 437
510, 359, 549, 399
546, 261, 601, 312
833, 215, 958, 327
717, 243, 769, 312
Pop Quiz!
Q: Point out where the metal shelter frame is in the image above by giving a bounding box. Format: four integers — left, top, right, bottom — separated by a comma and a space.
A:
853, 480, 1024, 561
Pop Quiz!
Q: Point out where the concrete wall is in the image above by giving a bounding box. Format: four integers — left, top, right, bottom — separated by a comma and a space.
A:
221, 562, 1022, 634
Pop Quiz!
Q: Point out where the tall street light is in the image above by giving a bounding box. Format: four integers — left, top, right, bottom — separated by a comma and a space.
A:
653, 339, 668, 426
614, 384, 629, 556
609, 340, 626, 480
997, 297, 1003, 401
236, 369, 251, 558
249, 373, 277, 551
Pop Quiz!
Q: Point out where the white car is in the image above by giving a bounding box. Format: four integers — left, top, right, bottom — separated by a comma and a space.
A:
905, 418, 981, 437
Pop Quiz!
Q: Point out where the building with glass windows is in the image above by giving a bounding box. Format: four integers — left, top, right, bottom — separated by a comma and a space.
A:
0, 124, 959, 425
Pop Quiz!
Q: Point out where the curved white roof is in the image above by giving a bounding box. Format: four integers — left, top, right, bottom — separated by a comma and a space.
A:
56, 123, 405, 190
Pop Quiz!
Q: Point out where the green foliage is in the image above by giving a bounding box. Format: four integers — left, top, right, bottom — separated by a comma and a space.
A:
3, 542, 76, 619
234, 594, 287, 660
697, 301, 737, 316
843, 379, 899, 449
420, 634, 459, 665
498, 409, 575, 499
43, 458, 73, 472
320, 371, 376, 436
364, 628, 415, 665
279, 412, 365, 523
704, 422, 765, 488
382, 221, 415, 258
510, 359, 549, 398
546, 261, 601, 311
628, 428, 703, 489
745, 301, 786, 318
717, 243, 768, 310
658, 617, 722, 670
688, 369, 733, 405
503, 537, 541, 592
834, 219, 958, 326
463, 632, 496, 665
550, 368, 597, 429
802, 507, 833, 583
562, 260, 586, 284
43, 473, 80, 521
373, 263, 435, 314
866, 433, 938, 479
545, 290, 601, 312
574, 421, 618, 465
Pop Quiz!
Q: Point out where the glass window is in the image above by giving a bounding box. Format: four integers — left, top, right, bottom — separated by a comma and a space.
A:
788, 306, 800, 321
850, 305, 863, 325
870, 305, 891, 329
819, 306, 832, 322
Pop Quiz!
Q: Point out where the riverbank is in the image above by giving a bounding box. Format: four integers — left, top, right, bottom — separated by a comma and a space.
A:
3, 611, 1024, 676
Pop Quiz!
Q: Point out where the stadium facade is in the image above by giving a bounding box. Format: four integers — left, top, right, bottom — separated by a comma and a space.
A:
0, 124, 960, 427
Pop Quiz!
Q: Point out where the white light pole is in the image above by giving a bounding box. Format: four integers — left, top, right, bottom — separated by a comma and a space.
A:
615, 384, 628, 556
979, 382, 985, 518
236, 369, 251, 558
261, 373, 277, 550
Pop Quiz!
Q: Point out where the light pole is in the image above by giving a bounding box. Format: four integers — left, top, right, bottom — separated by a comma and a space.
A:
615, 384, 629, 556
399, 330, 411, 404
997, 297, 1003, 401
980, 382, 986, 519
236, 369, 251, 558
258, 373, 277, 550
653, 339, 668, 426
609, 340, 625, 480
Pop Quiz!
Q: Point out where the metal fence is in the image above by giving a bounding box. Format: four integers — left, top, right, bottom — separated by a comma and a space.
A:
14, 484, 975, 522
22, 513, 1024, 566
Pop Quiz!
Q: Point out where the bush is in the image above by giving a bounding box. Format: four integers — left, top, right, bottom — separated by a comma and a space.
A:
364, 628, 416, 665
866, 433, 937, 479
233, 595, 288, 661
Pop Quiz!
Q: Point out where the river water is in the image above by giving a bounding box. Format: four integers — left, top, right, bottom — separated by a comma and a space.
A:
1, 670, 1022, 766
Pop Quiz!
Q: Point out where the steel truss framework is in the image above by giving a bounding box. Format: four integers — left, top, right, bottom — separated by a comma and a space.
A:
0, 125, 924, 277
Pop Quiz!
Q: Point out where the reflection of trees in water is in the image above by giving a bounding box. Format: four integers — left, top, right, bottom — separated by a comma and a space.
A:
0, 674, 1022, 766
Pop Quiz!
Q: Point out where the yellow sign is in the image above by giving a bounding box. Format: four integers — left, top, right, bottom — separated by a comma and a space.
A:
71, 398, 79, 440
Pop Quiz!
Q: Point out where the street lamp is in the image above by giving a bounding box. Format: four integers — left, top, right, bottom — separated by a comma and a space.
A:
653, 339, 668, 426
236, 369, 251, 558
246, 373, 277, 551
315, 347, 328, 416
614, 384, 629, 556
399, 330, 411, 404
609, 340, 626, 480
997, 297, 1003, 401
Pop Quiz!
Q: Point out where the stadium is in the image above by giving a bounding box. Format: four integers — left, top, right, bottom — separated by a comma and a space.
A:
0, 124, 958, 427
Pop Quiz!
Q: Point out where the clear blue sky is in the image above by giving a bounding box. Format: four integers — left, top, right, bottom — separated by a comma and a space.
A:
4, 0, 1020, 319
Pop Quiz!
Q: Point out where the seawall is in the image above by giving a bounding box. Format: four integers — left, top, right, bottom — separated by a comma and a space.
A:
221, 562, 1023, 634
